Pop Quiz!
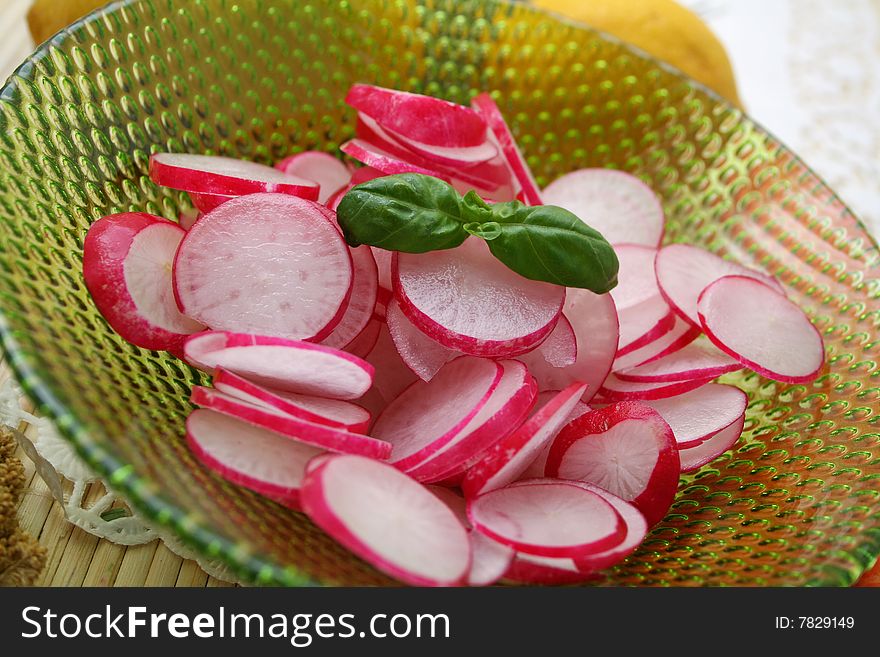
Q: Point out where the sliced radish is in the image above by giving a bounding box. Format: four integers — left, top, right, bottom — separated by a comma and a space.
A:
471, 93, 542, 205
149, 153, 319, 200
642, 383, 747, 449
596, 372, 713, 402
326, 167, 384, 211
518, 392, 592, 480
190, 386, 391, 459
186, 409, 323, 509
514, 313, 577, 380
386, 298, 458, 381
82, 213, 206, 353
346, 84, 487, 148
679, 414, 746, 472
504, 552, 592, 585
178, 207, 201, 231
184, 331, 373, 400
300, 454, 471, 586
467, 480, 625, 558
541, 169, 664, 247
364, 324, 420, 403
344, 316, 382, 360
371, 247, 393, 292
608, 244, 660, 312
612, 316, 701, 372
395, 237, 565, 357
655, 243, 785, 326
189, 191, 235, 213
320, 246, 378, 351
212, 368, 371, 433
173, 193, 353, 342
275, 151, 351, 204
617, 338, 742, 383
616, 297, 675, 356
698, 275, 824, 383
340, 138, 448, 178
545, 402, 680, 526
461, 383, 589, 498
370, 356, 502, 470
407, 360, 537, 482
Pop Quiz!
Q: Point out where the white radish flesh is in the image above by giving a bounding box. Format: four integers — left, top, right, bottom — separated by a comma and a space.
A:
679, 414, 746, 473
613, 318, 702, 373
642, 383, 747, 449
363, 324, 420, 403
340, 138, 448, 178
514, 314, 577, 381
320, 245, 379, 351
617, 338, 742, 383
597, 372, 713, 402
609, 244, 660, 311
616, 296, 675, 356
518, 392, 592, 480
275, 151, 351, 204
343, 316, 382, 360
386, 298, 458, 382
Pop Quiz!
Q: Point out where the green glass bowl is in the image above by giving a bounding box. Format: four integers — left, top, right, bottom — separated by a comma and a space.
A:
1, 0, 879, 586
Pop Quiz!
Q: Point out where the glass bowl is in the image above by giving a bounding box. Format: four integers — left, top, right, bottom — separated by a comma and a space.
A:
1, 0, 878, 586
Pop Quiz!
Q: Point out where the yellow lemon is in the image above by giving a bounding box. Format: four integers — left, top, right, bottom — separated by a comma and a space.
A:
531, 0, 741, 105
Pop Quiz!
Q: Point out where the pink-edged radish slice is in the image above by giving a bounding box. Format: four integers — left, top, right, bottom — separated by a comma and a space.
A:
184, 331, 373, 400
344, 315, 382, 360
545, 402, 680, 526
275, 151, 351, 204
518, 393, 592, 480
608, 244, 660, 311
212, 368, 371, 433
178, 207, 201, 231
189, 191, 235, 213
655, 243, 785, 326
386, 298, 458, 382
596, 372, 713, 402
364, 324, 419, 403
190, 386, 390, 459
504, 553, 593, 585
617, 338, 742, 383
514, 313, 577, 380
471, 93, 542, 205
340, 138, 449, 178
346, 83, 487, 148
82, 213, 206, 353
616, 297, 675, 356
371, 247, 393, 292
467, 480, 625, 558
612, 315, 700, 372
173, 193, 353, 342
395, 237, 565, 358
642, 383, 747, 449
461, 383, 589, 498
679, 413, 746, 473
326, 167, 384, 211
371, 356, 502, 470
186, 409, 323, 509
320, 246, 379, 351
300, 454, 471, 586
149, 153, 319, 200
407, 360, 538, 482
698, 275, 824, 383
541, 169, 664, 247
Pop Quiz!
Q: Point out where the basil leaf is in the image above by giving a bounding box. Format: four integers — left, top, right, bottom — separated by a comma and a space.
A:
335, 173, 470, 252
484, 202, 619, 293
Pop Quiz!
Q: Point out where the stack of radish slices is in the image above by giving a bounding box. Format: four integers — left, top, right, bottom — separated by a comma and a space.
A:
80, 84, 825, 586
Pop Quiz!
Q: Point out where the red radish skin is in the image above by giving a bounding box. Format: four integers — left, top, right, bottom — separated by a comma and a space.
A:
679, 414, 746, 473
320, 246, 379, 351
150, 153, 319, 200
394, 238, 565, 358
189, 191, 235, 213
190, 386, 391, 459
371, 356, 503, 471
275, 151, 351, 204
608, 244, 660, 311
541, 169, 665, 247
612, 316, 700, 372
364, 324, 420, 403
546, 402, 680, 526
461, 383, 589, 498
467, 480, 626, 558
173, 193, 353, 342
386, 298, 458, 382
212, 368, 371, 433
698, 275, 824, 383
518, 392, 592, 480
184, 331, 374, 400
617, 338, 742, 383
186, 409, 323, 509
504, 553, 594, 585
300, 454, 471, 586
596, 372, 714, 402
340, 138, 449, 178
642, 383, 747, 449
82, 213, 205, 353
343, 316, 382, 360
514, 314, 577, 381
655, 243, 785, 326
616, 297, 676, 356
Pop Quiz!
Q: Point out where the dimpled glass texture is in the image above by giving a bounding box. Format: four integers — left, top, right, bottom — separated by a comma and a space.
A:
0, 0, 879, 587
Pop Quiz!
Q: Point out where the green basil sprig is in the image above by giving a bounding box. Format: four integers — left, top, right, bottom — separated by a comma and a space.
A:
335, 173, 619, 293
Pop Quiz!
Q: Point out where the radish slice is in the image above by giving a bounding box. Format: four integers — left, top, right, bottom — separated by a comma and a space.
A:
178, 207, 201, 231
275, 151, 351, 204
371, 247, 393, 292
655, 243, 785, 326
514, 313, 577, 380
320, 246, 378, 351
326, 167, 384, 211
471, 93, 543, 205
186, 409, 323, 508
189, 191, 235, 213
597, 372, 713, 402
82, 213, 206, 353
467, 480, 625, 558
642, 383, 747, 449
679, 414, 746, 472
541, 169, 664, 247
184, 331, 373, 400
461, 383, 589, 498
518, 392, 592, 480
608, 244, 660, 311
612, 316, 700, 372
545, 402, 680, 525
173, 193, 353, 342
149, 153, 319, 200
395, 237, 565, 357
504, 553, 592, 585
346, 84, 487, 148
300, 454, 471, 586
212, 368, 371, 433
386, 298, 458, 382
364, 324, 420, 402
698, 275, 825, 383
190, 386, 391, 459
617, 297, 675, 356
344, 316, 382, 360
617, 338, 742, 383
340, 138, 448, 178
407, 360, 537, 482
371, 356, 502, 470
